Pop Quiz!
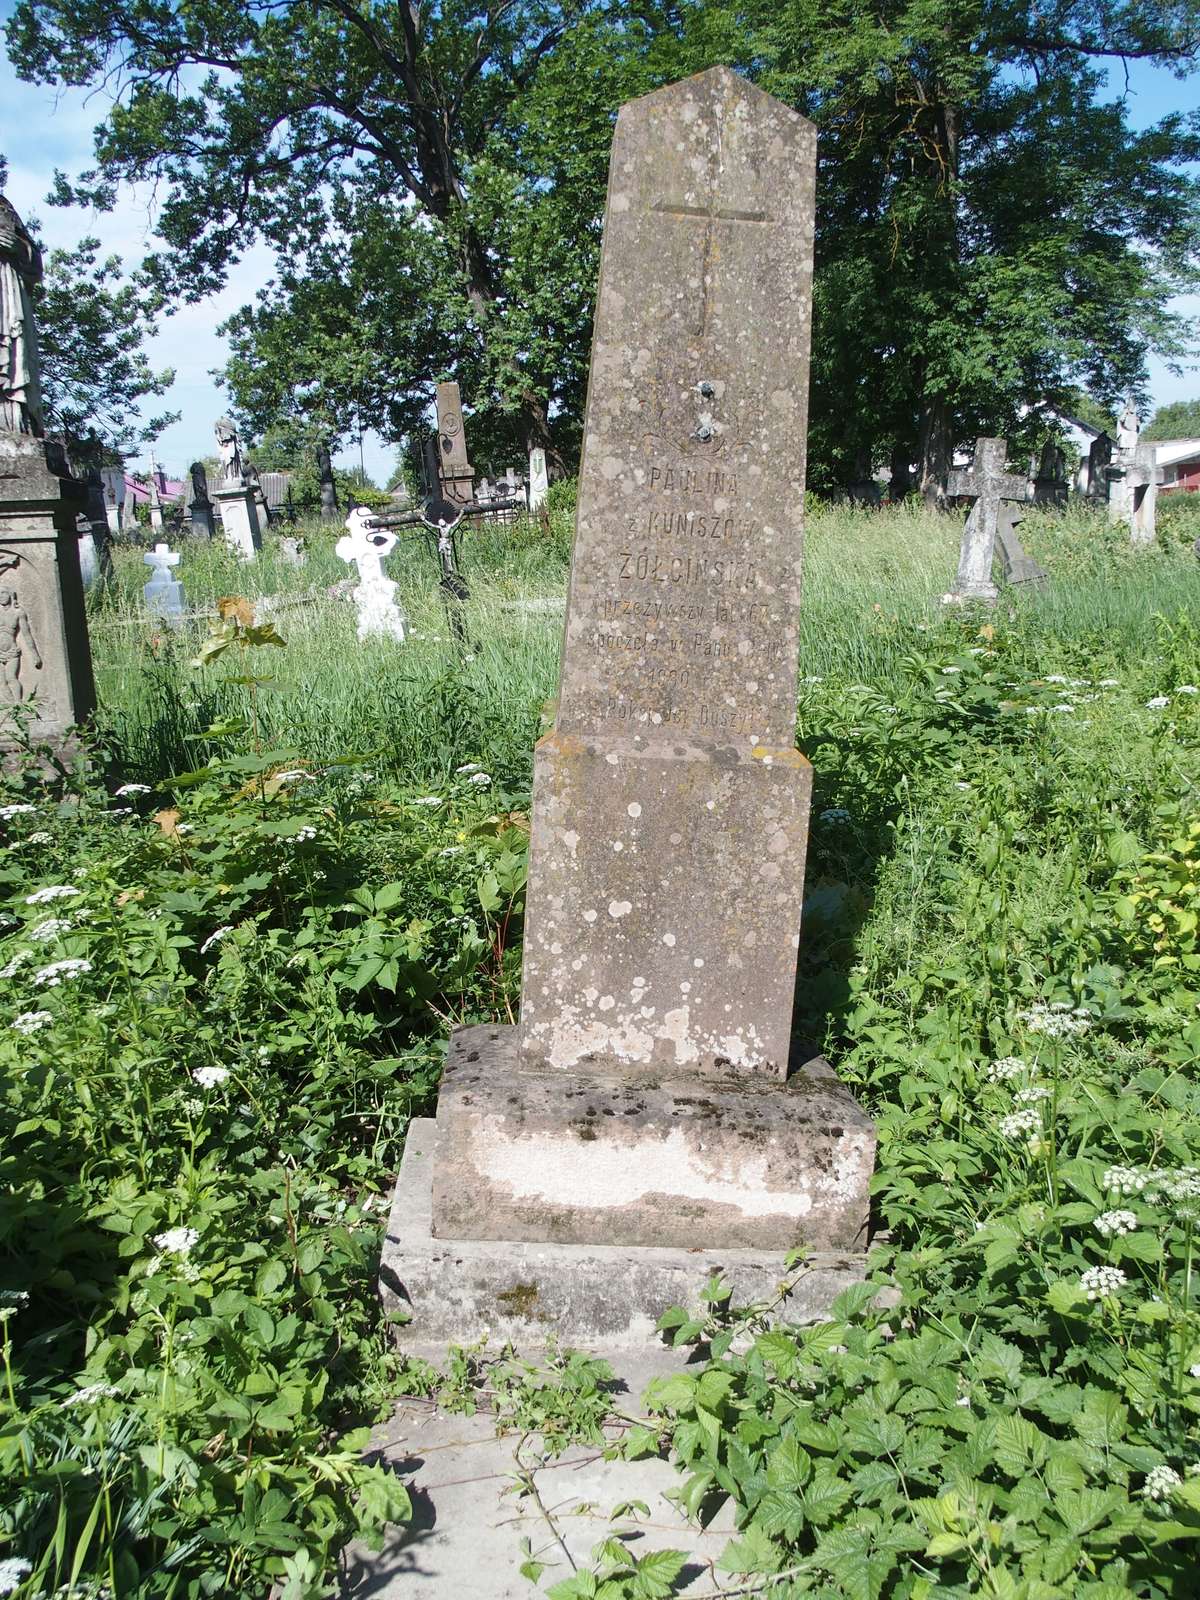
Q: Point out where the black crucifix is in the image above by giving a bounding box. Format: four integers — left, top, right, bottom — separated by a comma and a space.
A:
369, 435, 522, 643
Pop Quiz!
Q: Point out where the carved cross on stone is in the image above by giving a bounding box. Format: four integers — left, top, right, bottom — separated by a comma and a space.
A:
944, 438, 1036, 602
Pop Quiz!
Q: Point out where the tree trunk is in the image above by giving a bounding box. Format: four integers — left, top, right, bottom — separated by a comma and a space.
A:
317, 441, 338, 521
918, 391, 952, 504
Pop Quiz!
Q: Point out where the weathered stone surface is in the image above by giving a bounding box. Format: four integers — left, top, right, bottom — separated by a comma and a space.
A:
383, 1112, 869, 1342
213, 483, 262, 559
521, 734, 812, 1077
432, 1027, 873, 1251
435, 381, 475, 508
521, 68, 817, 1078
944, 438, 1030, 602
555, 69, 815, 748
0, 433, 95, 737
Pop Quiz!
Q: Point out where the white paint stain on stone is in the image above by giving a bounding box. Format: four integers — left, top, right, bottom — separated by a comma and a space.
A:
608, 900, 632, 918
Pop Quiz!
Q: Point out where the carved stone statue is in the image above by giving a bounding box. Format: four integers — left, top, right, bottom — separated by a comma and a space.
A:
190, 461, 210, 504
214, 416, 243, 484
1117, 399, 1140, 453
0, 582, 43, 702
0, 195, 45, 436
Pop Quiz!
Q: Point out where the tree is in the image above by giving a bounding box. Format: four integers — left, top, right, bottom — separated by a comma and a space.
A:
748, 0, 1200, 495
1145, 398, 1200, 438
5, 0, 686, 470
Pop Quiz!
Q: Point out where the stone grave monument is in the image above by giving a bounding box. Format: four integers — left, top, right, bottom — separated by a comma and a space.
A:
528, 447, 549, 513
142, 543, 185, 625
83, 467, 114, 584
1032, 437, 1068, 508
1107, 402, 1161, 546
0, 194, 96, 739
380, 68, 874, 1345
188, 462, 215, 538
434, 381, 475, 509
210, 417, 262, 559
335, 507, 408, 642
146, 455, 165, 533
944, 437, 1044, 602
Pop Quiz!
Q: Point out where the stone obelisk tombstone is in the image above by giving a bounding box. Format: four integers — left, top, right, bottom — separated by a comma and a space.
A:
1107, 404, 1161, 546
0, 194, 95, 742
380, 69, 874, 1345
434, 382, 475, 508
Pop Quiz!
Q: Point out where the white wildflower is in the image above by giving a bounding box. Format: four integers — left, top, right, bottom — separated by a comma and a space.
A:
25, 885, 80, 905
192, 1065, 229, 1089
1044, 675, 1069, 684
439, 846, 464, 857
819, 807, 850, 824
26, 832, 52, 846
1148, 1167, 1200, 1204
288, 826, 317, 843
987, 1056, 1028, 1082
0, 1557, 31, 1595
412, 796, 442, 807
1094, 1209, 1138, 1238
33, 959, 92, 988
0, 1290, 29, 1306
1048, 703, 1075, 713
10, 1011, 51, 1035
455, 762, 480, 775
29, 917, 72, 942
273, 770, 310, 783
999, 1108, 1041, 1139
0, 804, 35, 818
1145, 695, 1169, 709
107, 807, 133, 818
200, 926, 232, 955
1142, 1465, 1181, 1501
152, 1227, 199, 1256
61, 1381, 119, 1407
1019, 1001, 1091, 1037
0, 952, 27, 979
1015, 1085, 1051, 1104
1102, 1165, 1149, 1196
468, 771, 492, 787
1080, 1264, 1126, 1300
182, 1097, 203, 1116
1190, 1364, 1200, 1380
941, 666, 962, 675
114, 782, 151, 796
1098, 678, 1119, 687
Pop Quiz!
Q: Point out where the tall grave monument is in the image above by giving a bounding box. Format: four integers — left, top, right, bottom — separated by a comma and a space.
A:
1108, 401, 1161, 546
0, 195, 95, 739
382, 70, 874, 1342
434, 381, 475, 508
211, 417, 261, 559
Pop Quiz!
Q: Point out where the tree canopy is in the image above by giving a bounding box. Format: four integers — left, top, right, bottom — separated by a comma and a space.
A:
6, 0, 1200, 489
1146, 397, 1200, 438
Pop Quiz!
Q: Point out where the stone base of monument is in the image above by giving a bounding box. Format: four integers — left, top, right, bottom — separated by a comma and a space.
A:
212, 484, 262, 558
379, 1025, 873, 1345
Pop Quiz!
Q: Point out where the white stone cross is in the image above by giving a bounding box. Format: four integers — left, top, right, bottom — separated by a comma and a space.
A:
944, 438, 1030, 602
335, 508, 409, 643
143, 542, 185, 625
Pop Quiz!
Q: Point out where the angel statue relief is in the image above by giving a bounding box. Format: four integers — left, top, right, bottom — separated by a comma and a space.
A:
0, 195, 45, 437
214, 416, 244, 485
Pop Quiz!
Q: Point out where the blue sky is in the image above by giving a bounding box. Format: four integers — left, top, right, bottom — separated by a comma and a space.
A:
0, 37, 1198, 480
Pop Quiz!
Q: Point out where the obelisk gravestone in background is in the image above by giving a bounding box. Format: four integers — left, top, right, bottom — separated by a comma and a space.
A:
402, 69, 874, 1286
521, 65, 816, 1079
435, 382, 475, 508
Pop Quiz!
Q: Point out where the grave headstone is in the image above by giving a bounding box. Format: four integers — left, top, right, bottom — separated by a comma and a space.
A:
0, 194, 95, 739
188, 462, 216, 538
944, 438, 1035, 602
435, 381, 475, 508
83, 467, 114, 582
1032, 438, 1068, 508
278, 535, 306, 567
1087, 431, 1113, 499
146, 457, 165, 534
335, 507, 408, 642
380, 68, 875, 1344
210, 418, 262, 559
142, 543, 185, 625
317, 440, 338, 521
100, 467, 125, 535
1106, 404, 1161, 546
528, 447, 549, 512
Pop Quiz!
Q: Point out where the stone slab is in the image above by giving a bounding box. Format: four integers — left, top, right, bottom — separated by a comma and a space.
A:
338, 1386, 738, 1599
0, 433, 96, 738
381, 1114, 868, 1343
435, 1025, 872, 1251
213, 484, 262, 558
520, 733, 812, 1077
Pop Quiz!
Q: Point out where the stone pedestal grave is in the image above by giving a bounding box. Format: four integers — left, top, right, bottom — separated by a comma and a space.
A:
1107, 406, 1162, 546
944, 437, 1045, 602
214, 483, 261, 560
381, 68, 875, 1347
143, 543, 185, 625
0, 434, 96, 741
